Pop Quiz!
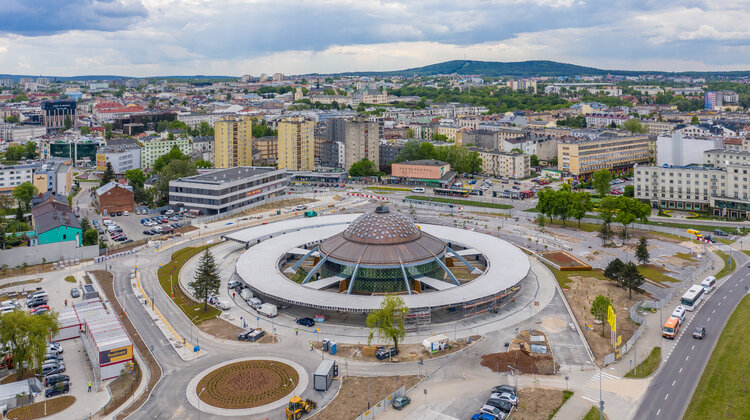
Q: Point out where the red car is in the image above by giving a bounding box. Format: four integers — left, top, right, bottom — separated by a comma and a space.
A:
30, 305, 50, 314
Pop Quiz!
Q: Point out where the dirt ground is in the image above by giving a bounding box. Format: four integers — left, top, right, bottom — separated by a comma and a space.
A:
216, 198, 317, 221
100, 363, 141, 416
313, 335, 481, 363
481, 331, 560, 375
562, 274, 642, 365
513, 387, 566, 420
0, 371, 36, 384
196, 360, 298, 409
198, 318, 278, 343
309, 376, 420, 420
6, 396, 75, 419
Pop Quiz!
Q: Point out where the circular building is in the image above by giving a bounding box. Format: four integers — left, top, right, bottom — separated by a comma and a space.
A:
317, 205, 448, 294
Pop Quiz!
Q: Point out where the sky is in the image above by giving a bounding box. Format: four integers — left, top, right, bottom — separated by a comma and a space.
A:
1, 0, 750, 77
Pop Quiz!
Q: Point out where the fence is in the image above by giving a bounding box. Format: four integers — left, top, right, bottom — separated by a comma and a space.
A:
0, 242, 99, 266
355, 385, 405, 420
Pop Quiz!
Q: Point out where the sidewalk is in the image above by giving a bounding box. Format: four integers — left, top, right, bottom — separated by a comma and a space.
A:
551, 394, 595, 420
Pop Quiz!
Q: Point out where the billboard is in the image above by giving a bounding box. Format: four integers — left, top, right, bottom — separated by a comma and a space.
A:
99, 345, 133, 364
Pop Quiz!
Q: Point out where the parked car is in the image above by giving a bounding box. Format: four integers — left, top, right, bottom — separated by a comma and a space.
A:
486, 398, 513, 414
114, 236, 128, 242
491, 385, 517, 397
375, 347, 398, 360
123, 211, 129, 216
693, 326, 706, 339
392, 396, 411, 410
143, 230, 153, 235
471, 414, 496, 420
115, 212, 122, 216
227, 279, 242, 289
479, 404, 506, 420
44, 374, 69, 387
47, 343, 63, 355
41, 363, 65, 376
44, 354, 64, 363
490, 392, 518, 406
27, 299, 48, 308
295, 317, 315, 327
714, 229, 729, 237
45, 381, 70, 398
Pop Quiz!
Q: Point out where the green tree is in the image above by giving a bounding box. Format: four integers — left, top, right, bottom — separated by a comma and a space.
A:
591, 169, 613, 198
104, 123, 113, 140
0, 224, 5, 250
80, 218, 91, 231
614, 196, 651, 245
535, 213, 545, 231
155, 159, 197, 205
63, 115, 73, 131
124, 168, 147, 188
405, 128, 415, 139
604, 258, 625, 286
621, 261, 645, 299
0, 310, 59, 379
101, 162, 115, 186
556, 115, 587, 128
623, 185, 634, 197
691, 115, 700, 125
623, 119, 647, 134
431, 133, 449, 142
349, 158, 379, 177
189, 249, 221, 312
395, 140, 422, 162
153, 145, 188, 172
4, 145, 24, 161
598, 221, 613, 245
12, 183, 38, 211
83, 228, 99, 246
3, 115, 19, 123
590, 295, 611, 335
23, 142, 37, 160
635, 236, 650, 265
80, 126, 91, 135
570, 191, 594, 227
366, 295, 409, 351
530, 154, 539, 166
194, 159, 213, 168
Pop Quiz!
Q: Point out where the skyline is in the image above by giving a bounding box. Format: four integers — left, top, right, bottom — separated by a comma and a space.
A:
1, 1, 750, 77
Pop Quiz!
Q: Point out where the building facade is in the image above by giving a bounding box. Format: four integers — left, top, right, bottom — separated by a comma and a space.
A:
0, 124, 47, 142
656, 133, 721, 167
96, 182, 135, 214
214, 115, 253, 168
477, 151, 531, 179
558, 134, 650, 176
252, 136, 278, 166
344, 117, 380, 170
0, 163, 36, 193
140, 137, 192, 169
169, 167, 288, 215
96, 144, 141, 173
278, 117, 315, 171
391, 160, 450, 180
41, 100, 77, 133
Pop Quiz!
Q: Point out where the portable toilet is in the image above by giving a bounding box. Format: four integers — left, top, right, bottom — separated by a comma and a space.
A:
329, 341, 337, 355
322, 339, 329, 352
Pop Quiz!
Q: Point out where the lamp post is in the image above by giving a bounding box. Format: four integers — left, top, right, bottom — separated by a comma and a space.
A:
191, 314, 199, 348
198, 387, 206, 420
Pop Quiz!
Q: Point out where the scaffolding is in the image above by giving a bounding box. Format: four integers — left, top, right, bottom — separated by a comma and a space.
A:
462, 285, 522, 318
404, 309, 431, 332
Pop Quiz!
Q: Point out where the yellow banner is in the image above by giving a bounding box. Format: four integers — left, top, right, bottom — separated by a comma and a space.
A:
616, 335, 622, 346
607, 305, 616, 331
100, 345, 133, 364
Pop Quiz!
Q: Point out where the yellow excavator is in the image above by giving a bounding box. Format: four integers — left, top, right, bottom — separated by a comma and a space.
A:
285, 396, 317, 420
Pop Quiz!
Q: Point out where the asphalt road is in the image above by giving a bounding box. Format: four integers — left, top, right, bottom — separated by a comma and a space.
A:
634, 251, 750, 419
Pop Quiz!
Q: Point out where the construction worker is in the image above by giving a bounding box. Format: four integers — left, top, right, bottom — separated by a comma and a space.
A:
295, 328, 299, 336
88, 382, 92, 392
64, 299, 68, 307
310, 341, 314, 351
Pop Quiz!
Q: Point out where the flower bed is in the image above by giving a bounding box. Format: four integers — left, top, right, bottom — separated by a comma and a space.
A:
196, 360, 299, 409
539, 250, 591, 271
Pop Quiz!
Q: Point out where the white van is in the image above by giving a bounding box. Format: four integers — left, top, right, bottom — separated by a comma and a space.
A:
258, 303, 277, 318
247, 297, 262, 309
240, 288, 253, 301
215, 300, 231, 311
411, 187, 426, 193
671, 306, 686, 322
701, 276, 716, 293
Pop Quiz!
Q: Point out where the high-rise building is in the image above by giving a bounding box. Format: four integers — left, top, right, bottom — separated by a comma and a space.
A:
42, 100, 77, 133
344, 117, 380, 170
214, 116, 253, 168
277, 117, 315, 171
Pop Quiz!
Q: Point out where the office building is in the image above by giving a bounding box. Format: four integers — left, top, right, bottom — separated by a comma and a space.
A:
344, 117, 380, 170
656, 133, 721, 167
461, 130, 499, 150
214, 116, 253, 168
477, 151, 531, 179
42, 100, 77, 133
32, 161, 73, 196
96, 144, 141, 173
140, 136, 192, 169
0, 124, 47, 142
169, 167, 288, 215
558, 134, 650, 176
278, 117, 315, 171
44, 138, 101, 167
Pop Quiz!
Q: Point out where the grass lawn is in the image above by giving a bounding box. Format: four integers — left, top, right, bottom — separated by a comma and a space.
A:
674, 252, 697, 262
684, 295, 750, 420
157, 244, 221, 325
744, 250, 750, 257
647, 220, 743, 236
404, 195, 513, 209
547, 390, 574, 420
638, 264, 679, 283
583, 406, 608, 420
713, 250, 736, 279
624, 346, 661, 378
546, 218, 600, 232
718, 238, 732, 245
544, 264, 606, 289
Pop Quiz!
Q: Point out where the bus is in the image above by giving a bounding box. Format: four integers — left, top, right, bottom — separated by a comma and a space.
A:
680, 285, 705, 311
434, 188, 470, 198
662, 316, 680, 339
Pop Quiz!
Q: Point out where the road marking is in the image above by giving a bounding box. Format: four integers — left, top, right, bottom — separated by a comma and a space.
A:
686, 356, 689, 361
713, 309, 716, 314
657, 409, 661, 416
724, 295, 727, 300
718, 302, 722, 306
708, 317, 711, 322
692, 345, 695, 350
665, 394, 669, 400
582, 396, 598, 404
672, 380, 676, 386
679, 368, 683, 373
730, 289, 733, 293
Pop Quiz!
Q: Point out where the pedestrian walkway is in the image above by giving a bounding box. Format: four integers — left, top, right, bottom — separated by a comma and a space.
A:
552, 394, 596, 420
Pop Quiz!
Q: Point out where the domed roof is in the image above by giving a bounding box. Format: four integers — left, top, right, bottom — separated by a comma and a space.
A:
342, 205, 421, 245
318, 206, 446, 266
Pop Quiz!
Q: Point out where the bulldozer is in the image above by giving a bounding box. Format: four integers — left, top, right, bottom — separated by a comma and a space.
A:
285, 396, 317, 420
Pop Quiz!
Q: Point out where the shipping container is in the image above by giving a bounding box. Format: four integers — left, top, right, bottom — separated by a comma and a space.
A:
313, 360, 336, 391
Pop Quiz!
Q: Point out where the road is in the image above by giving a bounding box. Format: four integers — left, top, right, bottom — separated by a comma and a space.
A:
634, 250, 750, 419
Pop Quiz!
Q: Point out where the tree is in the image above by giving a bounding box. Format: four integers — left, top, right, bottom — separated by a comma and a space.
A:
349, 159, 379, 177
691, 115, 700, 125
155, 159, 197, 205
604, 258, 626, 286
621, 262, 645, 299
124, 168, 147, 188
0, 224, 5, 250
3, 115, 19, 123
366, 295, 409, 351
590, 295, 611, 335
0, 310, 59, 379
591, 169, 613, 198
12, 183, 38, 211
431, 133, 449, 142
153, 145, 188, 172
570, 191, 594, 227
63, 115, 73, 131
549, 157, 558, 167
598, 221, 613, 245
405, 128, 415, 139
530, 154, 539, 166
189, 249, 221, 312
80, 218, 91, 231
22, 142, 37, 160
101, 162, 115, 186
104, 123, 113, 140
4, 145, 24, 161
83, 229, 99, 246
194, 159, 213, 169
635, 237, 650, 265
80, 126, 91, 135
623, 119, 647, 134
535, 213, 545, 231
623, 185, 634, 197
614, 196, 650, 245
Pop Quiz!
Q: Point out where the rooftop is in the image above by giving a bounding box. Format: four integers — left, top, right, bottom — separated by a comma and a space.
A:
395, 159, 448, 166
174, 166, 282, 184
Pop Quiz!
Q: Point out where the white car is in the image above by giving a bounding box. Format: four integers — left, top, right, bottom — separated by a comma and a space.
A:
47, 343, 63, 355
123, 211, 129, 216
490, 392, 518, 406
294, 204, 307, 211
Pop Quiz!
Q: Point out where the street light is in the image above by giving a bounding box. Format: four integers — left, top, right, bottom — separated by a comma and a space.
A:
191, 314, 200, 348
198, 387, 206, 420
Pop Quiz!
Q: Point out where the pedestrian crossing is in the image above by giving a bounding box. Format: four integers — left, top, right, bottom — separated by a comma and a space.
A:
580, 370, 621, 405
590, 371, 621, 381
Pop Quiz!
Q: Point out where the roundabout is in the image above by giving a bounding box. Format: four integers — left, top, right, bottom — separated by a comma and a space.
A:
186, 357, 308, 416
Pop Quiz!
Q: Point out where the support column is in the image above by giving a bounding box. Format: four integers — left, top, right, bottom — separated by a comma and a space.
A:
346, 264, 360, 294
302, 256, 327, 284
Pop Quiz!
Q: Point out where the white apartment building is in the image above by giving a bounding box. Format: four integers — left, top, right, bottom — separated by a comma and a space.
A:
0, 163, 36, 193
477, 150, 530, 179
656, 133, 722, 167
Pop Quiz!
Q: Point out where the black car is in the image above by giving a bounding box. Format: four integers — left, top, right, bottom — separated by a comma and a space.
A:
70, 288, 80, 298
693, 326, 706, 339
375, 347, 398, 360
143, 230, 153, 235
44, 374, 69, 387
116, 212, 123, 216
491, 385, 517, 397
45, 381, 70, 398
296, 317, 315, 327
44, 354, 64, 363
27, 299, 48, 308
486, 398, 513, 414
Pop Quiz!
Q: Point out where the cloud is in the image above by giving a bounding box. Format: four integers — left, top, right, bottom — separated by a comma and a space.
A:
0, 0, 147, 36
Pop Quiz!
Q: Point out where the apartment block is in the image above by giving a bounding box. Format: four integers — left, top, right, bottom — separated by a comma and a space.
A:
252, 136, 278, 166
344, 117, 380, 170
477, 150, 531, 179
277, 117, 315, 171
140, 137, 192, 169
558, 134, 650, 176
0, 163, 36, 193
214, 115, 253, 168
96, 144, 141, 173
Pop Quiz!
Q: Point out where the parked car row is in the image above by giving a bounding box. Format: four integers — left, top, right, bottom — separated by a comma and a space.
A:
472, 384, 518, 419
143, 223, 181, 235
102, 218, 130, 242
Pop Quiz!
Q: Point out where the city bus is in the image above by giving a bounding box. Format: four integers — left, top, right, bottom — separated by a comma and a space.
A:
680, 285, 706, 311
434, 188, 470, 198
662, 316, 681, 339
